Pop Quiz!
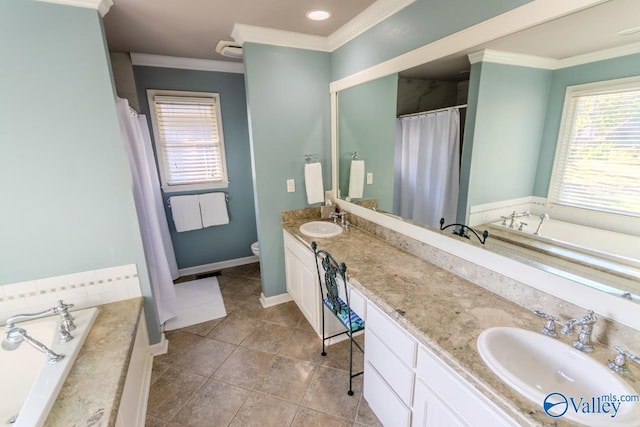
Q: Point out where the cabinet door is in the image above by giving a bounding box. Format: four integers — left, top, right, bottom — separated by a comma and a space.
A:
297, 254, 319, 329
284, 246, 301, 304
413, 378, 465, 427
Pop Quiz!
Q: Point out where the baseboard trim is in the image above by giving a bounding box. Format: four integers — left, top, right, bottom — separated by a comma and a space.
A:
149, 333, 168, 356
178, 255, 259, 277
259, 292, 293, 308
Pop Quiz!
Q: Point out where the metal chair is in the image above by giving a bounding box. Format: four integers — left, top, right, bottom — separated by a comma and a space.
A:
312, 241, 364, 395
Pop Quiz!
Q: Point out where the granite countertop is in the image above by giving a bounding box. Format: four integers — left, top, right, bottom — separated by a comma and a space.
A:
44, 297, 144, 427
282, 218, 639, 427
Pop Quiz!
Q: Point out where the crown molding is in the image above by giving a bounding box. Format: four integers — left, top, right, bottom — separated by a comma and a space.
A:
328, 0, 416, 51
557, 40, 640, 69
36, 0, 113, 16
469, 41, 640, 72
468, 49, 557, 69
231, 24, 331, 52
231, 0, 415, 53
130, 53, 244, 74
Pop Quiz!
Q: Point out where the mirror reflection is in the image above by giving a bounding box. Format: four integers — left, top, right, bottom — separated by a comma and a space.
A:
336, 0, 640, 301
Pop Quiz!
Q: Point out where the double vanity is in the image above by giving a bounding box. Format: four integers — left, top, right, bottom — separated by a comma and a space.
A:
282, 209, 640, 426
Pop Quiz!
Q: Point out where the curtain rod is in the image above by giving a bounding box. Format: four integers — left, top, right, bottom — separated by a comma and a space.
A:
398, 103, 467, 119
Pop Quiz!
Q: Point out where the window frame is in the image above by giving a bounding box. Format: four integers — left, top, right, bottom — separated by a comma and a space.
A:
547, 75, 640, 235
147, 89, 229, 193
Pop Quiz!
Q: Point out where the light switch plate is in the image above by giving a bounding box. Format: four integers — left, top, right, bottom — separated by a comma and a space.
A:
366, 173, 373, 184
286, 179, 295, 192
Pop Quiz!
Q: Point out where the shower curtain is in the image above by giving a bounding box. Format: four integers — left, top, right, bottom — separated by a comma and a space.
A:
116, 98, 179, 325
394, 108, 460, 227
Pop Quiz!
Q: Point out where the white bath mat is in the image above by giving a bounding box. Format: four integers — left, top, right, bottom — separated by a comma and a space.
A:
164, 277, 226, 331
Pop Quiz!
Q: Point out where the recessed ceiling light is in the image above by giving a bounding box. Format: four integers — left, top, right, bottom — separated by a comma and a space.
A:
306, 10, 331, 21
617, 26, 640, 36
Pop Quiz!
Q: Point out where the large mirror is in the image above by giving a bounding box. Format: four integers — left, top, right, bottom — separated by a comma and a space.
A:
336, 0, 640, 302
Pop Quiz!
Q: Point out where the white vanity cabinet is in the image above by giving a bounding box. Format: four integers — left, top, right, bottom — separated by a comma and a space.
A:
364, 302, 416, 427
284, 230, 319, 328
283, 230, 366, 339
412, 345, 515, 427
363, 300, 515, 427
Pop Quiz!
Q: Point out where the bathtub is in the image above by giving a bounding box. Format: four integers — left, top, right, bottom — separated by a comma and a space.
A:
490, 219, 640, 270
0, 307, 98, 427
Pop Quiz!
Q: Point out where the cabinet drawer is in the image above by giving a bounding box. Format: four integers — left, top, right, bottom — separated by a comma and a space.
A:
416, 346, 514, 427
365, 329, 414, 405
366, 302, 417, 367
364, 361, 412, 427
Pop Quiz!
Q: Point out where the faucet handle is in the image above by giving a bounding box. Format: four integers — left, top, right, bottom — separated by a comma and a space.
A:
532, 309, 560, 337
608, 346, 640, 375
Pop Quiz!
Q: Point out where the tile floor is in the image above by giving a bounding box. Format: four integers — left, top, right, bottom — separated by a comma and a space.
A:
146, 263, 382, 427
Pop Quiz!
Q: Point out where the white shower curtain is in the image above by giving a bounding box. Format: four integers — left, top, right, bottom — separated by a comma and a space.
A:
394, 109, 460, 227
116, 98, 179, 325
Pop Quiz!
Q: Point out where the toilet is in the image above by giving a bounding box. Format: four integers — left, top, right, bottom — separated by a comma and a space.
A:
251, 241, 260, 258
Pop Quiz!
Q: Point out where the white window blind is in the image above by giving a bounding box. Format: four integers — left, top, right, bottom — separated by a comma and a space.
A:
150, 92, 228, 190
549, 81, 640, 218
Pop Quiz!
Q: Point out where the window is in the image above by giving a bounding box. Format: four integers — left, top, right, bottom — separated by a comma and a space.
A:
548, 76, 640, 230
147, 90, 229, 192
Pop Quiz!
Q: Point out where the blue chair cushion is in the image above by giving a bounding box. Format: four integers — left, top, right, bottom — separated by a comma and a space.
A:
323, 297, 365, 332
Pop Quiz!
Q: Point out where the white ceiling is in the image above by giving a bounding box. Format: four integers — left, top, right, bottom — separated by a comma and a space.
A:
103, 0, 376, 61
103, 0, 640, 80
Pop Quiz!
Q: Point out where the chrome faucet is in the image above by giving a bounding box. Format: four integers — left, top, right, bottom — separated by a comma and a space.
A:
533, 309, 560, 337
5, 300, 75, 343
608, 346, 640, 376
2, 327, 65, 364
561, 310, 597, 352
330, 211, 350, 230
501, 210, 530, 229
534, 213, 550, 235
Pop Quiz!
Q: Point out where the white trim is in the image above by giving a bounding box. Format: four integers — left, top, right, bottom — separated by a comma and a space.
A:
467, 49, 556, 70
469, 42, 640, 71
259, 292, 293, 308
328, 0, 416, 51
130, 53, 244, 74
231, 0, 416, 53
330, 0, 606, 93
35, 0, 113, 16
556, 40, 640, 69
149, 333, 168, 356
177, 255, 259, 277
231, 24, 331, 52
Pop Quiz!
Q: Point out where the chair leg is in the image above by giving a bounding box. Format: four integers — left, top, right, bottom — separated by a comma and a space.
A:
348, 331, 354, 395
321, 305, 326, 357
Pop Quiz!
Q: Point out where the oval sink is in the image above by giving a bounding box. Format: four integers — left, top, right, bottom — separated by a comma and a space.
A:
478, 327, 640, 426
299, 221, 342, 238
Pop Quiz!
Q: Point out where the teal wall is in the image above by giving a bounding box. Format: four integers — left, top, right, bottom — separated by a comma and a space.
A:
534, 52, 640, 196
331, 0, 532, 80
243, 43, 331, 297
0, 1, 161, 343
463, 62, 552, 212
338, 74, 398, 211
133, 66, 257, 268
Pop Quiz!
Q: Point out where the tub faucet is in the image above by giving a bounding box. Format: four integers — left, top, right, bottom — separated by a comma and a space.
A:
561, 310, 597, 352
5, 300, 75, 343
534, 213, 550, 235
504, 210, 530, 228
2, 327, 65, 364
